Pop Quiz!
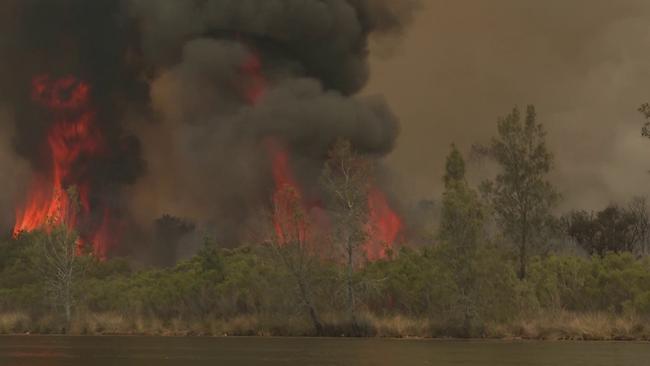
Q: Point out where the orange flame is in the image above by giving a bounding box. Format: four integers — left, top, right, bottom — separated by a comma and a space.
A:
365, 187, 403, 260
13, 75, 112, 257
265, 139, 308, 245
240, 51, 307, 245
240, 48, 403, 259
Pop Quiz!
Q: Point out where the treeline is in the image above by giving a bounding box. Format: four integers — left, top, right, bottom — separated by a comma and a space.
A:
2, 105, 650, 339
2, 236, 650, 338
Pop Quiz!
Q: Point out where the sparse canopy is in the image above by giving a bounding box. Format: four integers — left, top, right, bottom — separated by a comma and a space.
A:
474, 105, 559, 279
268, 185, 323, 335
439, 144, 484, 247
639, 103, 650, 138
321, 138, 373, 258
439, 145, 486, 335
565, 198, 650, 256
443, 144, 466, 189
320, 138, 373, 332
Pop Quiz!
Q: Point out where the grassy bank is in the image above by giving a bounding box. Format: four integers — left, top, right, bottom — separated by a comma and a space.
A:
2, 311, 649, 340
5, 234, 650, 341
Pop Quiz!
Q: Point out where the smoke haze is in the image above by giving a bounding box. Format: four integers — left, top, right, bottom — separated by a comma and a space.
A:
366, 0, 650, 210
0, 0, 417, 260
3, 0, 650, 260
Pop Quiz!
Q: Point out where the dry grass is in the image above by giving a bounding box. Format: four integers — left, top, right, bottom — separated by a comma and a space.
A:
70, 312, 131, 335
3, 310, 649, 340
361, 314, 431, 338
486, 311, 650, 341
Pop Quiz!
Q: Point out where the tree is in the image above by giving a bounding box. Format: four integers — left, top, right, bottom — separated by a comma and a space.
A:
474, 105, 559, 279
439, 144, 486, 335
26, 186, 89, 326
628, 197, 650, 255
30, 225, 85, 325
267, 185, 324, 335
564, 198, 650, 256
321, 138, 372, 331
639, 103, 650, 138
153, 215, 196, 267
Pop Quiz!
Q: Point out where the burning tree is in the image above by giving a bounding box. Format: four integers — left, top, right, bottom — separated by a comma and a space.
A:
13, 75, 121, 257
25, 186, 90, 326
268, 185, 324, 335
321, 139, 372, 330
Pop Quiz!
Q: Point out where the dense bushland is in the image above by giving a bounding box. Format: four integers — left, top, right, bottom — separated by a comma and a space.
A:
2, 235, 650, 339
2, 104, 650, 340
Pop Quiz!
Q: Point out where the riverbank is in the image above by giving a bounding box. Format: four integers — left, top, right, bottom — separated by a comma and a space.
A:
2, 311, 649, 341
3, 335, 649, 366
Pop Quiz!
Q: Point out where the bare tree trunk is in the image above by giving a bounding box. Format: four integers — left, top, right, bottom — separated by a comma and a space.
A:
297, 279, 323, 335
519, 224, 528, 280
345, 241, 358, 333
64, 301, 71, 326
64, 279, 72, 326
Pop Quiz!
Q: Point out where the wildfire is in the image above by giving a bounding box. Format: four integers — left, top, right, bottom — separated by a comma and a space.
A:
240, 48, 403, 260
366, 187, 403, 260
266, 139, 309, 245
241, 52, 267, 105
13, 75, 112, 257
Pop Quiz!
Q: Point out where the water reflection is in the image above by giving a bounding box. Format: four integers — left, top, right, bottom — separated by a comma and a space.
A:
0, 336, 648, 366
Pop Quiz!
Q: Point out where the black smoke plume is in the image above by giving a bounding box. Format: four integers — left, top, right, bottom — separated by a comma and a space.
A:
0, 0, 417, 264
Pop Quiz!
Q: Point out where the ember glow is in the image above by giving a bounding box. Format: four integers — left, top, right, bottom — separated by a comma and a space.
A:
1, 1, 411, 266
266, 139, 308, 245
366, 187, 403, 260
13, 75, 113, 257
241, 52, 267, 105
241, 51, 308, 245
244, 50, 403, 258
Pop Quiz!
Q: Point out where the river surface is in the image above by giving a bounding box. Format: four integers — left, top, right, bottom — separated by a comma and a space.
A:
0, 336, 648, 366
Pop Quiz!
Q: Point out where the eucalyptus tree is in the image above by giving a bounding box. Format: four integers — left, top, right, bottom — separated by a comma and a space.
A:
321, 139, 372, 331
268, 185, 324, 335
439, 144, 485, 334
474, 106, 559, 279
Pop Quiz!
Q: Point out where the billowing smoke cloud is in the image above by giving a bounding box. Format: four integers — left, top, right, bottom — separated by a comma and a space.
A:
366, 0, 650, 212
125, 0, 416, 248
0, 0, 146, 253
127, 0, 417, 94
0, 0, 418, 261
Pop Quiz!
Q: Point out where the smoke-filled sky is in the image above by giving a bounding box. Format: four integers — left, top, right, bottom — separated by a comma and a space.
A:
2, 0, 650, 255
366, 0, 650, 210
0, 0, 417, 258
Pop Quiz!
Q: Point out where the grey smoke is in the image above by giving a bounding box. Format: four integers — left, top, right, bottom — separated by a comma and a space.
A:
0, 0, 418, 257
124, 0, 417, 248
127, 0, 418, 94
365, 0, 650, 212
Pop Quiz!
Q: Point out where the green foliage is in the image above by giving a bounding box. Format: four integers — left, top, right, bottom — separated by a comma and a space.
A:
475, 105, 559, 279
443, 144, 466, 189
527, 253, 650, 315
4, 233, 650, 336
437, 145, 488, 335
439, 146, 484, 249
564, 199, 649, 256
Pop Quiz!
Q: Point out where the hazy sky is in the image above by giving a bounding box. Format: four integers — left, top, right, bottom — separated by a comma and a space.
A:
366, 0, 650, 210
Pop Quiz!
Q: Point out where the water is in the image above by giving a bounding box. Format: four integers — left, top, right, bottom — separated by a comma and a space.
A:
1, 336, 648, 366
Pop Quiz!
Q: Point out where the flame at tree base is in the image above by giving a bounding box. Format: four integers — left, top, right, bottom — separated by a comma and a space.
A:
266, 138, 308, 245
12, 75, 114, 258
366, 187, 403, 260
